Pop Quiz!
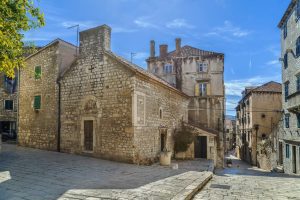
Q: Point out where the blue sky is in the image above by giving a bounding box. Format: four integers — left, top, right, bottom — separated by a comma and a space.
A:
24, 0, 290, 115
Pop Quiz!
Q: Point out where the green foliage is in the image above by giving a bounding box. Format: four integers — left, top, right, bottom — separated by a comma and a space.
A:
173, 125, 194, 153
0, 0, 45, 78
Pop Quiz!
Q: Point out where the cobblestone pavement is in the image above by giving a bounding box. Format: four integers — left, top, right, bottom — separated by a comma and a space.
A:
194, 154, 300, 200
0, 144, 212, 200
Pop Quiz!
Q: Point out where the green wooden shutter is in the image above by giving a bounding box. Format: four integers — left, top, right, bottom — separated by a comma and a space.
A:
35, 66, 41, 79
34, 95, 41, 109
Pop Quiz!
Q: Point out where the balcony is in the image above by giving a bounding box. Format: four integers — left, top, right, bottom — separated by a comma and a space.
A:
287, 91, 300, 113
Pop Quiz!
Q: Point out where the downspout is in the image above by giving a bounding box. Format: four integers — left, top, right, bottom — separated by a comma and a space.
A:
57, 79, 61, 152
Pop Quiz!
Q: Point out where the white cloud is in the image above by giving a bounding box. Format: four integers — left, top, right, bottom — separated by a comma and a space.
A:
113, 27, 138, 33
205, 20, 251, 40
134, 17, 157, 28
166, 19, 195, 29
225, 75, 281, 97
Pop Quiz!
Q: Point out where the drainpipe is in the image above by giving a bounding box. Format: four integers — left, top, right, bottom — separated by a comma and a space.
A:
57, 79, 61, 152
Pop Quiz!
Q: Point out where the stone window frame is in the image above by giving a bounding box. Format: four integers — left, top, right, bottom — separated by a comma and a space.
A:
132, 91, 146, 126
283, 23, 287, 39
196, 62, 208, 73
4, 99, 13, 111
285, 113, 290, 128
163, 63, 173, 74
286, 144, 290, 159
284, 81, 289, 102
283, 53, 288, 69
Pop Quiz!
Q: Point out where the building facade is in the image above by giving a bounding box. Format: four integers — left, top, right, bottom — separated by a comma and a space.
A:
278, 0, 300, 174
18, 39, 77, 150
225, 117, 236, 153
146, 39, 225, 167
0, 72, 18, 140
236, 82, 282, 169
18, 25, 190, 165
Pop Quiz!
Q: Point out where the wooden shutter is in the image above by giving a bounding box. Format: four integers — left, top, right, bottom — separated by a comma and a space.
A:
195, 83, 199, 96
35, 66, 41, 79
34, 95, 41, 110
207, 83, 211, 95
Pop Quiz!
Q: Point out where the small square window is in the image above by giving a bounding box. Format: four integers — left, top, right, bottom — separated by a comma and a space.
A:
34, 95, 41, 110
35, 66, 41, 79
197, 62, 208, 72
4, 100, 13, 110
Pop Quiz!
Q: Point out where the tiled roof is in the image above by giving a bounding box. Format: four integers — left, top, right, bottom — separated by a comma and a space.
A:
252, 81, 282, 93
167, 45, 223, 58
104, 51, 189, 97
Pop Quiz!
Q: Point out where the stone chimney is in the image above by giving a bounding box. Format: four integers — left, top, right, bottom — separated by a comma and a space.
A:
175, 38, 181, 54
159, 44, 168, 57
150, 40, 155, 57
79, 24, 111, 54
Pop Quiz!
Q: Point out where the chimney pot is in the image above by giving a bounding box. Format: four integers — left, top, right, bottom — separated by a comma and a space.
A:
176, 38, 181, 54
150, 40, 155, 57
159, 44, 168, 57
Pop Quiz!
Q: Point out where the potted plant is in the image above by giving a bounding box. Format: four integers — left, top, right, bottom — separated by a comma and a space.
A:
226, 159, 233, 167
160, 148, 172, 166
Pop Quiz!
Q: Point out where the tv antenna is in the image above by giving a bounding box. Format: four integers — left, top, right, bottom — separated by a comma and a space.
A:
68, 24, 79, 55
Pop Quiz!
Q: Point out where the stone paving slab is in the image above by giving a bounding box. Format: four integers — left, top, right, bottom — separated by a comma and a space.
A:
193, 155, 300, 200
58, 171, 212, 200
0, 144, 213, 200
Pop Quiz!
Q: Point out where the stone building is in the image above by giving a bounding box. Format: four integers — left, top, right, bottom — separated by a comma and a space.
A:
146, 39, 225, 167
235, 81, 282, 169
278, 0, 300, 174
0, 72, 18, 140
19, 25, 189, 164
225, 117, 236, 153
18, 39, 77, 150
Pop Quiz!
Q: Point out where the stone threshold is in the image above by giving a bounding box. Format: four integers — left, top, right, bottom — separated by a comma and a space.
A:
59, 171, 213, 200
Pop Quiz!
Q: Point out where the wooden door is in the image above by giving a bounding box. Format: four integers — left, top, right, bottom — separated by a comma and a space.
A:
194, 136, 207, 159
84, 120, 93, 151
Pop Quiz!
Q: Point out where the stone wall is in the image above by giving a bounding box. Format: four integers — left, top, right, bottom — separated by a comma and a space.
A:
133, 75, 188, 164
18, 40, 76, 150
0, 72, 18, 123
280, 1, 300, 175
60, 52, 135, 163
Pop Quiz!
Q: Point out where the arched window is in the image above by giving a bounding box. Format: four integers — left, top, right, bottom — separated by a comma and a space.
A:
296, 36, 300, 57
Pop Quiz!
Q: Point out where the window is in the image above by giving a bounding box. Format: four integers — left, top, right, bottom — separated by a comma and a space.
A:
153, 67, 158, 74
197, 62, 208, 72
297, 75, 300, 92
286, 144, 290, 158
35, 66, 41, 79
199, 83, 207, 96
297, 113, 300, 128
296, 1, 300, 20
285, 114, 290, 128
159, 108, 163, 119
163, 64, 173, 74
247, 113, 250, 124
284, 53, 288, 69
283, 23, 287, 39
297, 37, 300, 57
4, 75, 17, 93
284, 82, 289, 102
34, 95, 41, 110
4, 100, 13, 110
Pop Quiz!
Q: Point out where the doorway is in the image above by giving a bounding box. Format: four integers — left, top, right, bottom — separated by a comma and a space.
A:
279, 142, 283, 165
194, 136, 207, 159
292, 145, 296, 173
84, 120, 93, 151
